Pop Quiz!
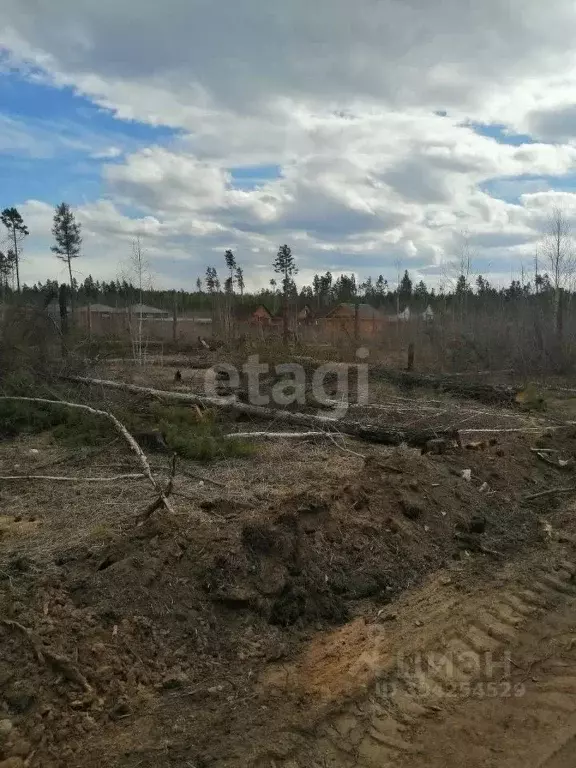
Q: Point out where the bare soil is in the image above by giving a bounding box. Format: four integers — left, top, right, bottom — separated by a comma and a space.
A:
2, 372, 576, 767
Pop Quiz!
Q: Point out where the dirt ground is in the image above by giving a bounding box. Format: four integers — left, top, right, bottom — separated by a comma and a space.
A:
3, 365, 576, 767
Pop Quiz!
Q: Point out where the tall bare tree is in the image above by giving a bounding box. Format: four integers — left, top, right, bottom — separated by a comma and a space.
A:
542, 206, 575, 340
0, 250, 16, 299
127, 237, 152, 365
235, 266, 245, 297
1, 207, 28, 293
205, 266, 221, 331
223, 250, 237, 337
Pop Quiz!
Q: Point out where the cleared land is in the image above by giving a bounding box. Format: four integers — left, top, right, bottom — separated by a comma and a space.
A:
2, 356, 576, 767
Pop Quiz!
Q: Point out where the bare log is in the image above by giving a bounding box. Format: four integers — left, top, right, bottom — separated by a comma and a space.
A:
0, 473, 146, 482
139, 453, 177, 520
370, 367, 520, 405
525, 486, 576, 501
459, 427, 545, 434
64, 376, 461, 447
225, 431, 325, 439
0, 396, 174, 514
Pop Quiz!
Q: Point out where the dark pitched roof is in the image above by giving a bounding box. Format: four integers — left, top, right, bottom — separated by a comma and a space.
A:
81, 303, 121, 313
235, 302, 276, 321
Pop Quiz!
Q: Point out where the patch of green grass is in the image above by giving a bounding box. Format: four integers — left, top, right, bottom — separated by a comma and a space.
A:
52, 410, 115, 447
0, 399, 115, 446
0, 395, 254, 461
152, 404, 254, 461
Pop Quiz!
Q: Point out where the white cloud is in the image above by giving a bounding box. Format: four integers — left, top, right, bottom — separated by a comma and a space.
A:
105, 148, 230, 213
90, 146, 122, 160
5, 0, 576, 288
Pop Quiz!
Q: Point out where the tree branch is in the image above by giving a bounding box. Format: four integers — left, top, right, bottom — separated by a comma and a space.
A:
0, 473, 146, 482
0, 396, 175, 515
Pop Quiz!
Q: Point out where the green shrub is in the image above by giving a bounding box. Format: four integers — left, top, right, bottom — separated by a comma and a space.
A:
0, 396, 254, 460
154, 404, 254, 461
0, 399, 114, 446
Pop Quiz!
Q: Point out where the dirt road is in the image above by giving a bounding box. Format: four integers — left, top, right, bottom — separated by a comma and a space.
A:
255, 546, 576, 768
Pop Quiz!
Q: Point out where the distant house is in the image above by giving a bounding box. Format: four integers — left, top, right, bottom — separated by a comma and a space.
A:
249, 304, 275, 326
129, 304, 170, 319
297, 304, 314, 325
323, 303, 386, 337
392, 305, 434, 322
421, 304, 434, 322
81, 303, 121, 319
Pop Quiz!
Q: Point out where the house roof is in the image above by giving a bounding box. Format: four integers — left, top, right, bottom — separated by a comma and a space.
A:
131, 303, 169, 315
82, 303, 121, 313
234, 302, 275, 321
325, 302, 385, 320
250, 304, 274, 317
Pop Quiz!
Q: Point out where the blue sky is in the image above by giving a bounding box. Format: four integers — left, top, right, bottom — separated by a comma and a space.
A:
0, 70, 180, 206
230, 164, 282, 189
0, 70, 283, 204
468, 123, 536, 147
4, 0, 576, 291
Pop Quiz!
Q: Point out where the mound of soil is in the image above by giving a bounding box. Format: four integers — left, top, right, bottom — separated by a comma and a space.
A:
0, 430, 574, 767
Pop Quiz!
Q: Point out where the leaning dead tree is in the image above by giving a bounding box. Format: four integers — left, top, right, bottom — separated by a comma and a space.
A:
65, 375, 461, 447
0, 396, 174, 514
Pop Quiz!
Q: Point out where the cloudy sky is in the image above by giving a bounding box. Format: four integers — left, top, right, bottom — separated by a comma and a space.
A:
3, 0, 576, 291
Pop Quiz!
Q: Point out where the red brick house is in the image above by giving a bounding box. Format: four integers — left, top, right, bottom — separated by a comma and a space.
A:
249, 304, 275, 326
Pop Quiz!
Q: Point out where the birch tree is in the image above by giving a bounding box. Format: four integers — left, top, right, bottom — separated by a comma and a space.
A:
542, 206, 575, 340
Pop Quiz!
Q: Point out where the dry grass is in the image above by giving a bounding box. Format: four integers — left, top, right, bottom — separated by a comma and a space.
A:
0, 429, 365, 568
0, 439, 152, 562
0, 355, 563, 569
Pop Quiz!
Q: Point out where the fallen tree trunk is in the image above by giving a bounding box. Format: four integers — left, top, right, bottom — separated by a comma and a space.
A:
224, 431, 326, 440
370, 367, 520, 405
0, 473, 146, 482
287, 361, 521, 405
65, 375, 460, 448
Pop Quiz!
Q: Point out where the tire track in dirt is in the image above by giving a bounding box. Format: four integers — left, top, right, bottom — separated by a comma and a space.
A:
255, 555, 576, 768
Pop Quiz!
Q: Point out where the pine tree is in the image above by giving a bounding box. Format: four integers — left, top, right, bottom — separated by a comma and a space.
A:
312, 274, 321, 309
399, 270, 413, 308
205, 267, 220, 293
51, 203, 82, 304
273, 244, 298, 342
224, 250, 236, 291
375, 275, 387, 299
1, 207, 28, 293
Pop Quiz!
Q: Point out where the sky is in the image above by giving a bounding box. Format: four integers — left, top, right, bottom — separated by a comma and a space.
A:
3, 1, 576, 291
